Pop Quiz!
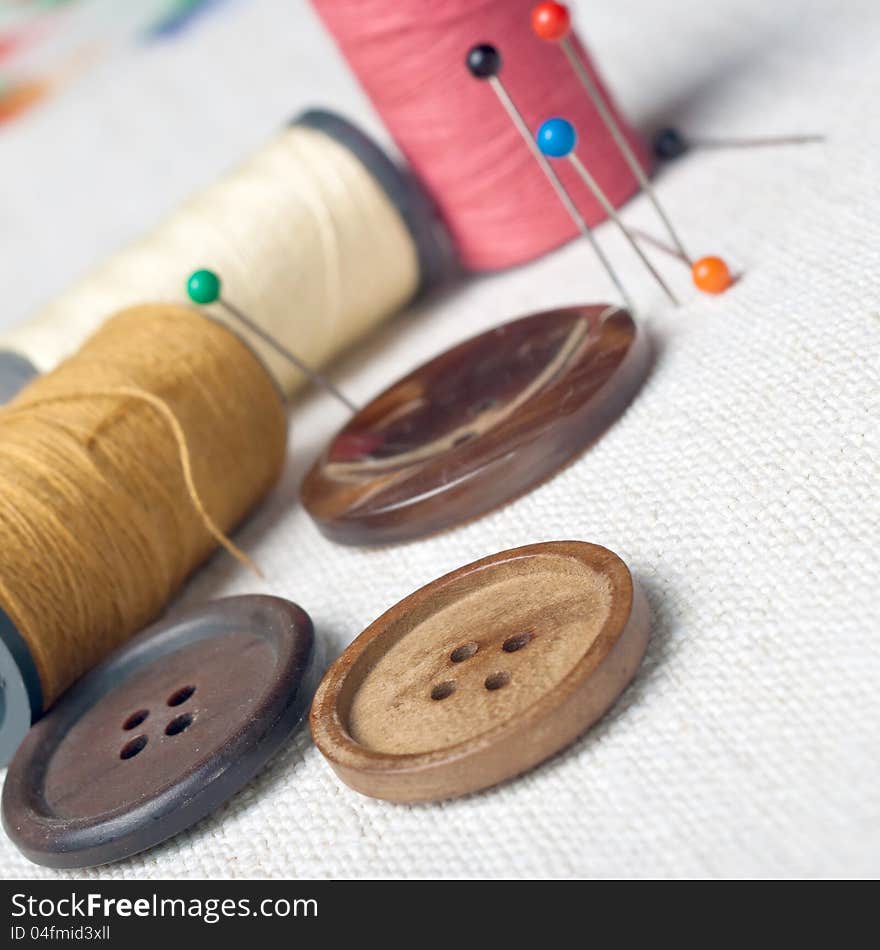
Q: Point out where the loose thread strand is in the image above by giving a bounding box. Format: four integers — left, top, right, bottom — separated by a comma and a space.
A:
0, 387, 262, 577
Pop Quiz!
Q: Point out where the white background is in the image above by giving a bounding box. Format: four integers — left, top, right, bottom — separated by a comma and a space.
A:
0, 0, 878, 878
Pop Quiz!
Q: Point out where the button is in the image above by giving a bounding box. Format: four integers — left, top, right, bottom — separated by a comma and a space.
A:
301, 305, 649, 545
310, 541, 649, 802
2, 596, 317, 868
0, 352, 38, 405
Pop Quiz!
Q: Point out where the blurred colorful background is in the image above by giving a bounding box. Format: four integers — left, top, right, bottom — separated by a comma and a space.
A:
0, 0, 232, 126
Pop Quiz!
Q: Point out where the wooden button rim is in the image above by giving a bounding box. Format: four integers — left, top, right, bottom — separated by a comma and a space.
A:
310, 541, 650, 802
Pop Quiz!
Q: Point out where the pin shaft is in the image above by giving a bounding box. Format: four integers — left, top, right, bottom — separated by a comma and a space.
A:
217, 297, 358, 413
628, 227, 688, 265
488, 76, 636, 315
560, 36, 691, 265
567, 153, 679, 306
690, 133, 825, 150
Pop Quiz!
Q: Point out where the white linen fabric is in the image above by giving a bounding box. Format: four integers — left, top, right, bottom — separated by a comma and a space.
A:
0, 0, 877, 880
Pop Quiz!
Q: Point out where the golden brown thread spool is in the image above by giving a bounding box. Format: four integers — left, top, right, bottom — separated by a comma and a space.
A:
0, 303, 286, 761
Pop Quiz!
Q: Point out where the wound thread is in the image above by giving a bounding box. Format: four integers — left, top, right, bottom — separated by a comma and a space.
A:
310, 0, 649, 270
0, 303, 286, 708
0, 121, 425, 395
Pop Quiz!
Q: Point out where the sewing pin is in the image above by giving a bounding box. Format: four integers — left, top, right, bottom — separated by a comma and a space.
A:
536, 118, 680, 305
531, 3, 733, 295
186, 269, 358, 412
654, 127, 825, 161
530, 2, 692, 263
466, 43, 635, 315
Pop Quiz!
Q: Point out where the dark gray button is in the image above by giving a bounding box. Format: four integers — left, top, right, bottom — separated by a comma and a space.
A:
0, 352, 37, 404
2, 595, 318, 868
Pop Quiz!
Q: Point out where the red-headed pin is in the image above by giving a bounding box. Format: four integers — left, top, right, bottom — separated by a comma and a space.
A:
531, 3, 733, 295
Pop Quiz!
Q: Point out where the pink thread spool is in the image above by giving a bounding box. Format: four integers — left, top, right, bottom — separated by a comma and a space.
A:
310, 0, 650, 271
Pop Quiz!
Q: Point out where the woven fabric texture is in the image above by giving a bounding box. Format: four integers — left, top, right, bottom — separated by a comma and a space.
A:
0, 0, 877, 879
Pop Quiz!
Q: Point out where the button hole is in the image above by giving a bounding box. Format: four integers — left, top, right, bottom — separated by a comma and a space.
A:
122, 709, 149, 730
485, 672, 510, 691
167, 685, 196, 707
502, 632, 533, 653
450, 642, 478, 663
120, 735, 148, 760
452, 432, 474, 447
431, 681, 456, 701
165, 713, 194, 736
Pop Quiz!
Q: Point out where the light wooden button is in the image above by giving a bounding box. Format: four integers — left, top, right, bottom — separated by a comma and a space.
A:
310, 541, 650, 802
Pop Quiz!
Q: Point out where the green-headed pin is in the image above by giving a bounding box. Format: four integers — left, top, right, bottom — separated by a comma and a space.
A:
186, 269, 357, 413
187, 268, 222, 305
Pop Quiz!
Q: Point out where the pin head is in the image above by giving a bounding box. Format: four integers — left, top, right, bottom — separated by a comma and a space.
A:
466, 43, 501, 79
187, 269, 221, 305
654, 127, 689, 160
536, 118, 577, 158
692, 256, 732, 294
531, 2, 571, 41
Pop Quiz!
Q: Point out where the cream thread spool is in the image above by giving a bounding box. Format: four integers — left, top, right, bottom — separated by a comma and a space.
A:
0, 111, 451, 403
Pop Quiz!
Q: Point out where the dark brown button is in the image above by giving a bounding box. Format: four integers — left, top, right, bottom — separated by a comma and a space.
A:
2, 596, 317, 868
301, 304, 650, 545
310, 541, 649, 802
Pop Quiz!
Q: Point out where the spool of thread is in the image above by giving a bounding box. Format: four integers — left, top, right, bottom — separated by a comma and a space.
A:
310, 0, 649, 270
0, 110, 450, 402
0, 303, 287, 763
